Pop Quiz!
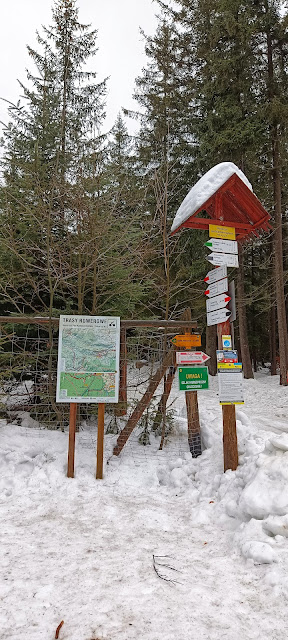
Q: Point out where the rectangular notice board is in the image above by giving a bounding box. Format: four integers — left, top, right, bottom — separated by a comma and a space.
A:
56, 315, 120, 403
218, 362, 244, 404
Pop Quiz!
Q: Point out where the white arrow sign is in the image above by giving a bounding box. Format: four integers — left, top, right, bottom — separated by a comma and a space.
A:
206, 308, 232, 326
204, 277, 228, 298
204, 265, 227, 284
206, 253, 239, 268
176, 351, 210, 365
205, 239, 238, 254
206, 293, 231, 313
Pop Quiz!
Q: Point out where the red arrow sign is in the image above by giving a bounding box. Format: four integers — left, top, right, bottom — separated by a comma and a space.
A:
176, 351, 211, 365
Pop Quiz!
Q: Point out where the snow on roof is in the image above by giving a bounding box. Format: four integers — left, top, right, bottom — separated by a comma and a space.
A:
171, 162, 253, 233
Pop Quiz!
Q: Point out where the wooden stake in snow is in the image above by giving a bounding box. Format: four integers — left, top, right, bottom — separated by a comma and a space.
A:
67, 403, 77, 478
96, 403, 105, 479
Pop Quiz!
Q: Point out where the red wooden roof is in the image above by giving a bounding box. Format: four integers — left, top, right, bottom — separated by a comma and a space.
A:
171, 173, 271, 241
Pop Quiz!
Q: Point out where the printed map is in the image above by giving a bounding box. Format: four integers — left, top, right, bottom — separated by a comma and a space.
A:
62, 327, 117, 373
56, 317, 120, 403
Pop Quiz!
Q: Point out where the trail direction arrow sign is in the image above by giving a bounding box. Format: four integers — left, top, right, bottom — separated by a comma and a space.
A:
205, 239, 238, 254
206, 294, 231, 313
206, 252, 239, 268
176, 351, 210, 365
206, 308, 231, 326
204, 265, 227, 284
205, 277, 228, 298
171, 334, 201, 348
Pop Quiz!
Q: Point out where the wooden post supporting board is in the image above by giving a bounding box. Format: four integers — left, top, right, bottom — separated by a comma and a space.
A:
96, 403, 105, 479
217, 320, 238, 471
67, 402, 77, 478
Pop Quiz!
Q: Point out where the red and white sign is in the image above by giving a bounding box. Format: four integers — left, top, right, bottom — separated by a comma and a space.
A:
205, 277, 228, 298
176, 351, 210, 365
206, 293, 231, 313
204, 265, 227, 284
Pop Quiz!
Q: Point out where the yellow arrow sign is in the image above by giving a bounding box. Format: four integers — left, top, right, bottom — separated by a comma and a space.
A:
171, 334, 201, 348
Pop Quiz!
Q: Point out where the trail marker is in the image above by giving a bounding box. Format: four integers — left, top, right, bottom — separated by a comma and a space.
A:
171, 334, 201, 348
205, 277, 228, 298
222, 334, 232, 349
206, 294, 231, 313
206, 252, 239, 268
207, 308, 231, 326
205, 239, 238, 254
176, 351, 210, 365
209, 224, 236, 240
204, 265, 227, 284
179, 366, 209, 391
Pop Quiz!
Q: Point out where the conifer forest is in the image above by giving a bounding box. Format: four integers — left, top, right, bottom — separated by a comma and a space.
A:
1, 0, 288, 384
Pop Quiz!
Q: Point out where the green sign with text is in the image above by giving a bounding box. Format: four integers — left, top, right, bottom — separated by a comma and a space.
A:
178, 366, 209, 391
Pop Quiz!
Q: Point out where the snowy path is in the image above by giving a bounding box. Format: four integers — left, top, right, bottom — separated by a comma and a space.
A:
1, 372, 288, 639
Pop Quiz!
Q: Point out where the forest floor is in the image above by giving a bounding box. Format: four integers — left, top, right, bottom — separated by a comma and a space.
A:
1, 370, 288, 639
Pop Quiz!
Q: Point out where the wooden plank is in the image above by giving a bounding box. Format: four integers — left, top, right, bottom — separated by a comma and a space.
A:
67, 403, 77, 478
113, 346, 176, 456
114, 327, 128, 416
96, 403, 105, 479
0, 317, 197, 329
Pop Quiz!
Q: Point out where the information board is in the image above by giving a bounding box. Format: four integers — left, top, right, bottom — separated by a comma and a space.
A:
218, 362, 244, 404
178, 366, 209, 391
56, 315, 120, 403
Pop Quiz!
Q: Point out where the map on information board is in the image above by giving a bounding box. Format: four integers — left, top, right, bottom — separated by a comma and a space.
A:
56, 315, 120, 403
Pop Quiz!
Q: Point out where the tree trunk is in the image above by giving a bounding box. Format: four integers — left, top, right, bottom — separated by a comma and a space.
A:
265, 13, 288, 385
237, 243, 254, 378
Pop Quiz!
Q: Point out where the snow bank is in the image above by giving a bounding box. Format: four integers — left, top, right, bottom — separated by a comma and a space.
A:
171, 161, 252, 232
1, 373, 288, 639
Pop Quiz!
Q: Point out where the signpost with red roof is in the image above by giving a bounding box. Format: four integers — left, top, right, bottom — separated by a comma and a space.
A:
171, 162, 271, 472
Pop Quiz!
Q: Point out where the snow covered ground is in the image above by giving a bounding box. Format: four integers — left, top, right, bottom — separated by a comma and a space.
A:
1, 371, 288, 639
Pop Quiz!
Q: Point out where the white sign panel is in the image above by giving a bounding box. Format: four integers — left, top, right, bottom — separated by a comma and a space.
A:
205, 239, 238, 254
204, 265, 227, 285
218, 363, 244, 404
206, 308, 231, 326
207, 253, 239, 268
56, 315, 120, 403
176, 351, 210, 365
205, 277, 228, 298
206, 293, 231, 313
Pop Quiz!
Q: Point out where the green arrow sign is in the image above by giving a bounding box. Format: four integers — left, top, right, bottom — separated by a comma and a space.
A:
178, 366, 209, 391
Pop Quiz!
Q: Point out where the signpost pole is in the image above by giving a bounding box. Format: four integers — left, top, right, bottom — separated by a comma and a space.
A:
217, 320, 238, 471
185, 391, 201, 457
67, 402, 77, 478
96, 403, 105, 479
183, 308, 202, 458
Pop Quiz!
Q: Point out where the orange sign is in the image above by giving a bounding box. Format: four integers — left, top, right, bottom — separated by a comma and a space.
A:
171, 334, 201, 348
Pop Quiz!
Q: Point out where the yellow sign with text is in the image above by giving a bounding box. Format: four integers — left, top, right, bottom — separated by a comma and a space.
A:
209, 224, 236, 240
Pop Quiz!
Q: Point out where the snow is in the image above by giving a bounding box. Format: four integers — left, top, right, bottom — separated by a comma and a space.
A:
1, 371, 288, 638
171, 162, 253, 232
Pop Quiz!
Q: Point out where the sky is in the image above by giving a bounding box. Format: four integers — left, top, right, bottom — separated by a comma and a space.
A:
0, 0, 158, 136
